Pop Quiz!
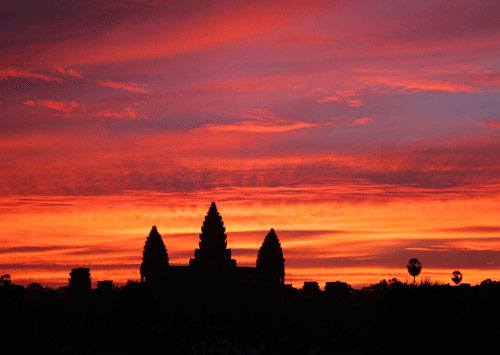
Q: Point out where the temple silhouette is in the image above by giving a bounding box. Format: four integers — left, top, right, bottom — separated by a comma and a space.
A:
4, 202, 500, 353
140, 202, 285, 287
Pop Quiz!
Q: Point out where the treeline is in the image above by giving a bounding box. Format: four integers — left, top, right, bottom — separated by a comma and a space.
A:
1, 275, 500, 354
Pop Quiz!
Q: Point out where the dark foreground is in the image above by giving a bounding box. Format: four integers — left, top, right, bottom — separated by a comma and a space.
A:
2, 278, 499, 354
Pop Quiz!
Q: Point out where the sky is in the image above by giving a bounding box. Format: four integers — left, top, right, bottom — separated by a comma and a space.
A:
1, 0, 500, 288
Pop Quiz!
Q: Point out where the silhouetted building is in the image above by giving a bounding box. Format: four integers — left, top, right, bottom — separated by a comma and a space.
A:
69, 268, 91, 291
97, 280, 114, 291
303, 281, 320, 293
140, 226, 169, 282
189, 202, 236, 270
140, 202, 286, 287
257, 228, 285, 285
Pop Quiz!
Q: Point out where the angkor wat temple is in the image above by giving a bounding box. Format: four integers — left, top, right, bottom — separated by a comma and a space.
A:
139, 202, 285, 287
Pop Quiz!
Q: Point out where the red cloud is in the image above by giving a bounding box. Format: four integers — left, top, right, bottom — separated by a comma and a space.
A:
357, 73, 475, 93
1, 1, 324, 67
318, 90, 364, 107
201, 108, 329, 133
0, 68, 63, 82
23, 100, 84, 113
95, 80, 147, 93
203, 121, 326, 133
348, 117, 373, 126
95, 107, 137, 120
479, 122, 500, 128
53, 66, 82, 78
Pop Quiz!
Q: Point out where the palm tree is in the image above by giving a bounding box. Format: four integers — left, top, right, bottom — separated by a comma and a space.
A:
407, 258, 422, 285
451, 271, 463, 286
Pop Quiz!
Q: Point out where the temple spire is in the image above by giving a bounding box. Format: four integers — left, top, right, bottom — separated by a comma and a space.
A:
190, 202, 236, 269
140, 226, 169, 282
257, 228, 285, 285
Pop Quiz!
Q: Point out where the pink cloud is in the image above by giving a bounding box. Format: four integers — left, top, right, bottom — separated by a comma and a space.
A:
95, 79, 147, 93
24, 100, 84, 113
357, 74, 474, 93
95, 107, 137, 120
318, 90, 364, 107
347, 117, 373, 126
479, 122, 500, 128
202, 108, 329, 133
3, 2, 324, 67
53, 66, 82, 78
0, 68, 63, 82
241, 108, 285, 122
203, 121, 326, 133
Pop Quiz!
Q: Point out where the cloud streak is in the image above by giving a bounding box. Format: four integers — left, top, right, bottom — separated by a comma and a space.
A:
479, 122, 500, 128
95, 79, 147, 93
53, 66, 82, 78
23, 100, 84, 113
201, 108, 329, 133
0, 68, 63, 82
347, 117, 373, 126
95, 107, 137, 120
1, 1, 324, 66
318, 90, 364, 107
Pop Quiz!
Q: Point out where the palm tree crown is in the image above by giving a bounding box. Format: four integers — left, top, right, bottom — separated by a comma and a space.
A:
407, 258, 422, 284
452, 271, 463, 286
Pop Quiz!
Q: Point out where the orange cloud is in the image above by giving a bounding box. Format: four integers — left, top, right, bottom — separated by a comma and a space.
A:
1, 192, 500, 288
358, 75, 474, 93
95, 79, 147, 93
347, 117, 373, 126
201, 108, 329, 133
318, 90, 364, 107
0, 68, 63, 82
203, 121, 326, 133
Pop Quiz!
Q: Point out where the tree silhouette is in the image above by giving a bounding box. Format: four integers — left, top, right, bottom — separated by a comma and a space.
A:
140, 226, 169, 282
407, 258, 422, 285
27, 282, 44, 292
481, 279, 492, 286
451, 271, 463, 286
257, 228, 285, 285
0, 274, 11, 287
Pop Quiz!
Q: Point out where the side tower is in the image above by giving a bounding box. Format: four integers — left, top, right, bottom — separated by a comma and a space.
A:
190, 202, 236, 270
140, 226, 169, 282
69, 267, 91, 292
257, 228, 285, 285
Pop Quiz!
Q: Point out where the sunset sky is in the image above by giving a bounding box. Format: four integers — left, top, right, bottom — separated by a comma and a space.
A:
1, 0, 500, 288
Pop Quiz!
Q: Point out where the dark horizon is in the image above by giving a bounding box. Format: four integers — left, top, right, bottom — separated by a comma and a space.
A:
2, 259, 499, 353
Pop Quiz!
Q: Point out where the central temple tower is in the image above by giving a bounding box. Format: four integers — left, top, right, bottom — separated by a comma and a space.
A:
189, 202, 236, 270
